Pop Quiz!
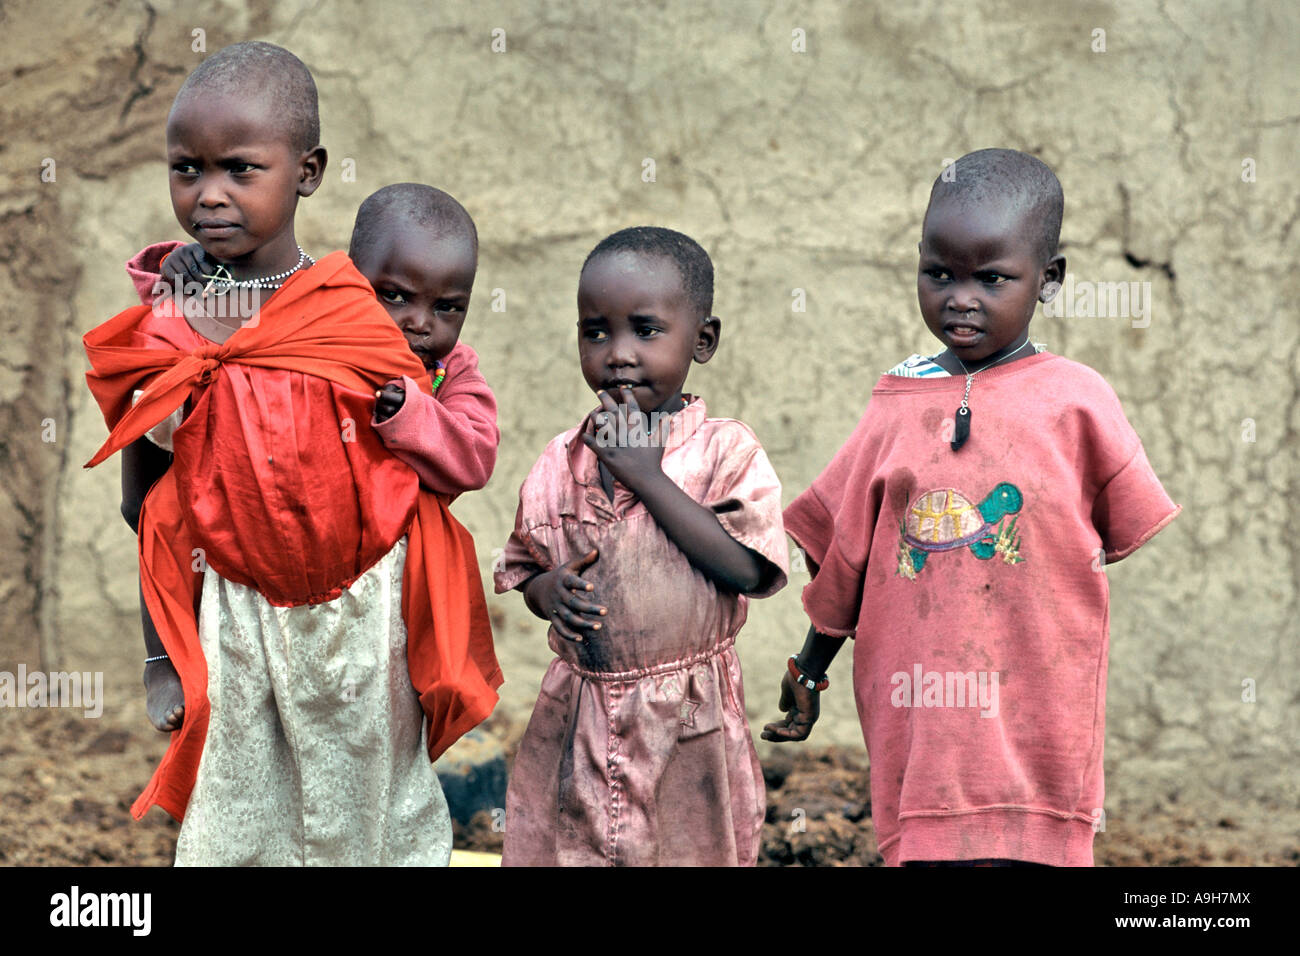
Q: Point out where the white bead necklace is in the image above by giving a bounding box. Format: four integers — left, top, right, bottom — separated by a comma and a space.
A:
201, 247, 313, 296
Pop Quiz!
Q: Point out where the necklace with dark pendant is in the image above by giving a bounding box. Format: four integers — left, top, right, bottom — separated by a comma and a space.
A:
951, 335, 1034, 452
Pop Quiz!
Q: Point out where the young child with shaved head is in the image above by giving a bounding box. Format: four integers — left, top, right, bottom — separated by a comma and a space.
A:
765, 149, 1180, 867
494, 226, 789, 866
352, 184, 498, 493
84, 41, 500, 866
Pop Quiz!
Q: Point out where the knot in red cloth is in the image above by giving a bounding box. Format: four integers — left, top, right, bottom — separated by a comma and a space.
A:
191, 344, 225, 384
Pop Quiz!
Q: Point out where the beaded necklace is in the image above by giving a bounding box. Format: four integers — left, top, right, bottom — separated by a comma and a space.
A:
201, 247, 313, 296
431, 360, 446, 391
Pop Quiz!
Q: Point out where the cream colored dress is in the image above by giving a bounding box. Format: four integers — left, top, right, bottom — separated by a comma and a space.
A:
173, 537, 452, 866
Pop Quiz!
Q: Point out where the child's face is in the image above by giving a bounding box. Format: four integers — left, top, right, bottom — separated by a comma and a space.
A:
577, 251, 718, 416
352, 218, 476, 369
917, 194, 1062, 364
166, 92, 323, 271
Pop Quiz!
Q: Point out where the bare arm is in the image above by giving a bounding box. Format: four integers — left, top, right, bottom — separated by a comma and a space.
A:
120, 435, 171, 533
623, 468, 768, 593
792, 624, 847, 679
761, 621, 849, 743
122, 436, 185, 731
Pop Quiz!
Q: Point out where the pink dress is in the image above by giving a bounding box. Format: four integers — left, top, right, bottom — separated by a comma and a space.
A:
494, 398, 788, 866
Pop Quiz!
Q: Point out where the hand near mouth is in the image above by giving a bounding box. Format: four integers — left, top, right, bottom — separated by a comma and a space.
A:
582, 385, 666, 494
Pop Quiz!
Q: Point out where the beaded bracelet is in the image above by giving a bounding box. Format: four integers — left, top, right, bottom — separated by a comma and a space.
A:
144, 654, 169, 664
787, 655, 829, 692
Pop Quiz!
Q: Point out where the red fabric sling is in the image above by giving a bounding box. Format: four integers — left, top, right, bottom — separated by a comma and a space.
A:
84, 252, 501, 821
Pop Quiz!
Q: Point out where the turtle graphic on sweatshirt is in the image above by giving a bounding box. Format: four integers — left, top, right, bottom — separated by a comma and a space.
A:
896, 483, 1024, 579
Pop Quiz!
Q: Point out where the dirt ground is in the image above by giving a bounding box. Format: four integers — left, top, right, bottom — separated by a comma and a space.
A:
2, 706, 1295, 867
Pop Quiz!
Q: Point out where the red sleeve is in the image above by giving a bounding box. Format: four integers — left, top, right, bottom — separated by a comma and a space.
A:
1079, 377, 1181, 562
1093, 443, 1180, 562
126, 241, 187, 304
782, 403, 888, 639
371, 342, 500, 497
784, 484, 869, 639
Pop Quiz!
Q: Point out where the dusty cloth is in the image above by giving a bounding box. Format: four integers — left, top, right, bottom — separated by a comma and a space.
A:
84, 250, 501, 824
176, 538, 452, 866
783, 352, 1181, 866
495, 397, 789, 866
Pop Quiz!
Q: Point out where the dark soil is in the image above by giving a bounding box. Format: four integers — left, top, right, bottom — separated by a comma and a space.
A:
4, 708, 1295, 867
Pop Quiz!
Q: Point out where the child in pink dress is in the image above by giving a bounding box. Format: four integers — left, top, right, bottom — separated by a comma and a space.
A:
494, 227, 789, 866
764, 149, 1180, 866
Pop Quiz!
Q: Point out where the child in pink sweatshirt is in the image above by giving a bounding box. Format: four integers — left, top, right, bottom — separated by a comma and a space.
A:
764, 149, 1180, 867
127, 183, 498, 733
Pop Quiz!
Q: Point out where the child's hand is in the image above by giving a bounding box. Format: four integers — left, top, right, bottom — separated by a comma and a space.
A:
523, 549, 606, 643
160, 242, 214, 292
582, 387, 666, 494
761, 671, 820, 742
374, 383, 406, 423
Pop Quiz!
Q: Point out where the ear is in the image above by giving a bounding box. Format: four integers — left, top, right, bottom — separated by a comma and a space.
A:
298, 146, 328, 198
693, 315, 721, 364
1039, 254, 1065, 301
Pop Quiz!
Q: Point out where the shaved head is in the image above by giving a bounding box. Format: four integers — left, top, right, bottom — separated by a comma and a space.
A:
348, 183, 478, 261
172, 41, 320, 155
582, 226, 714, 317
926, 148, 1064, 263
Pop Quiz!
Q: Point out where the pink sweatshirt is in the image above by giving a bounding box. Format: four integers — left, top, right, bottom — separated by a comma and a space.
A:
126, 242, 499, 498
783, 352, 1180, 866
